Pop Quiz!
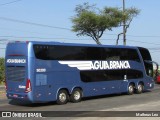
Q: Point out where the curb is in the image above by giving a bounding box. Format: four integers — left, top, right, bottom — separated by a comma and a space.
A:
0, 85, 5, 88
0, 86, 5, 93
0, 91, 5, 93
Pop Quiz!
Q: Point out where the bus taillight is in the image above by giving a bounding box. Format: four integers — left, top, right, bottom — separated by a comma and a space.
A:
25, 79, 32, 93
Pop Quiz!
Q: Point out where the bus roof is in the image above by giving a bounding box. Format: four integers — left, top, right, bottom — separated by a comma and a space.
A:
9, 41, 140, 49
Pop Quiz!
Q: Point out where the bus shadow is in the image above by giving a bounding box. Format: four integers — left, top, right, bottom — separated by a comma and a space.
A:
8, 90, 152, 107
83, 93, 124, 102
82, 90, 152, 102
8, 99, 57, 107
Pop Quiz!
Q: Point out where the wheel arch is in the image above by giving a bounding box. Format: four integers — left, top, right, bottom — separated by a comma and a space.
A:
136, 81, 144, 89
56, 88, 70, 99
128, 82, 136, 88
127, 82, 136, 95
71, 86, 83, 97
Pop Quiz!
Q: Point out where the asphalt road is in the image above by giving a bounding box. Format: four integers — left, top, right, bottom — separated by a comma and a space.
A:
0, 84, 160, 119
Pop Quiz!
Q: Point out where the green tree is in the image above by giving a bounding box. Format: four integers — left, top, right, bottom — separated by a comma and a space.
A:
0, 58, 5, 84
72, 3, 140, 45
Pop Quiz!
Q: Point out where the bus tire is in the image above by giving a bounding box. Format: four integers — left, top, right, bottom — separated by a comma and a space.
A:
70, 88, 82, 103
136, 83, 144, 94
128, 84, 134, 95
56, 89, 69, 105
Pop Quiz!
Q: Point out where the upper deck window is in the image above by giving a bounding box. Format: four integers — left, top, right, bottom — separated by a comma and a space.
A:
33, 44, 140, 62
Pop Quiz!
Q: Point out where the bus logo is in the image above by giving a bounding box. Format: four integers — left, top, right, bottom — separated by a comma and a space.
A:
6, 59, 26, 64
59, 61, 130, 70
91, 61, 130, 70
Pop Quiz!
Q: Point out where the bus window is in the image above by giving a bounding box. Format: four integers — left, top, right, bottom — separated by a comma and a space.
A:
138, 47, 153, 77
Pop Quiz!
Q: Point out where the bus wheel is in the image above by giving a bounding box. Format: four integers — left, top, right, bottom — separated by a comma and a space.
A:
56, 89, 69, 105
70, 88, 82, 103
136, 83, 144, 94
128, 84, 134, 95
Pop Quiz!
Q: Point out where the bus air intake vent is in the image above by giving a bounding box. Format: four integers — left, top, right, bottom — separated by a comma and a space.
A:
6, 66, 25, 82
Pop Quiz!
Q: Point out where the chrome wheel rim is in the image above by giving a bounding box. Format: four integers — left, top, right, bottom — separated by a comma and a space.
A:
59, 93, 66, 102
129, 85, 134, 93
138, 85, 142, 92
74, 91, 80, 100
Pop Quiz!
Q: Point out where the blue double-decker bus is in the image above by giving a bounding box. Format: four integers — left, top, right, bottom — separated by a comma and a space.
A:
5, 41, 154, 104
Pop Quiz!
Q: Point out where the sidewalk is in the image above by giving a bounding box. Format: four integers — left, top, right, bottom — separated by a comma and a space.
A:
0, 85, 5, 91
0, 85, 6, 100
0, 91, 6, 99
0, 85, 4, 88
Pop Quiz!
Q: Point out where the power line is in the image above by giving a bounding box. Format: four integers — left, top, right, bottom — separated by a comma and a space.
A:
1, 17, 160, 38
0, 17, 71, 30
127, 34, 160, 38
1, 37, 160, 51
0, 27, 73, 38
0, 0, 24, 6
93, 32, 160, 38
148, 48, 160, 50
1, 35, 160, 46
128, 39, 160, 46
1, 31, 160, 46
0, 36, 84, 40
1, 25, 160, 39
150, 50, 160, 53
0, 35, 115, 41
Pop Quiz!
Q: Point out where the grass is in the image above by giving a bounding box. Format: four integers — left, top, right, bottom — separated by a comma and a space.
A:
0, 81, 5, 96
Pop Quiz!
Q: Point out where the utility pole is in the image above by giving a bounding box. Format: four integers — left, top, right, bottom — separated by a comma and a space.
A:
123, 0, 126, 45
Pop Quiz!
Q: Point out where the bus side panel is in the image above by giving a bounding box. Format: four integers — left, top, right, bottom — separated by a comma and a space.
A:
33, 68, 81, 102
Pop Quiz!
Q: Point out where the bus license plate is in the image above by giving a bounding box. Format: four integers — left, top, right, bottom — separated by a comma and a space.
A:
13, 94, 18, 98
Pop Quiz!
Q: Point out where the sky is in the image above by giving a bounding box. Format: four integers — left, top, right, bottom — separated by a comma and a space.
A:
0, 0, 160, 64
